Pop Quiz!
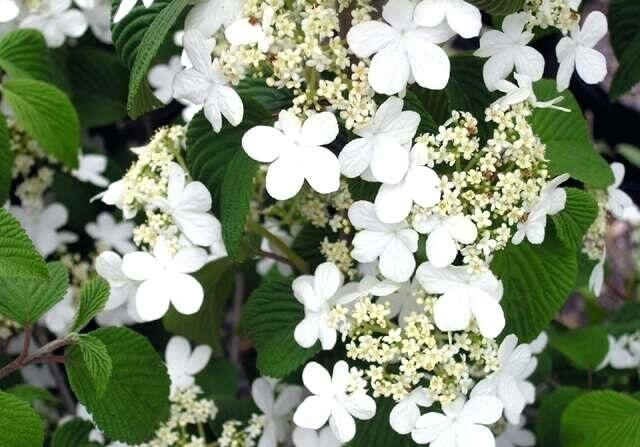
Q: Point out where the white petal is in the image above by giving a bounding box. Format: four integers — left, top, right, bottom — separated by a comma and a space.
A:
514, 46, 545, 82
483, 53, 515, 91
445, 215, 477, 244
302, 361, 333, 396
426, 226, 458, 268
182, 29, 214, 74
407, 166, 441, 208
456, 424, 496, 447
575, 47, 607, 85
382, 0, 414, 29
242, 126, 287, 163
378, 237, 416, 282
113, 0, 137, 22
294, 315, 320, 348
184, 0, 225, 37
460, 395, 503, 425
58, 10, 87, 37
469, 291, 505, 338
447, 0, 482, 38
294, 396, 332, 430
314, 262, 343, 300
0, 0, 19, 22
122, 252, 162, 280
413, 0, 447, 28
433, 291, 472, 332
304, 146, 341, 195
252, 378, 275, 414
217, 85, 244, 127
578, 11, 608, 48
169, 246, 208, 273
390, 398, 420, 434
168, 274, 204, 315
224, 19, 263, 46
375, 181, 414, 224
173, 69, 210, 105
274, 385, 304, 415
348, 201, 389, 231
346, 21, 397, 58
368, 40, 411, 95
300, 112, 339, 147
329, 405, 356, 443
411, 412, 451, 444
502, 12, 528, 38
339, 138, 374, 178
95, 251, 125, 282
184, 344, 211, 375
339, 393, 376, 420
370, 136, 410, 184
405, 34, 451, 90
352, 231, 393, 263
556, 49, 576, 92
266, 155, 305, 200
166, 336, 191, 367
318, 323, 337, 350
135, 278, 171, 321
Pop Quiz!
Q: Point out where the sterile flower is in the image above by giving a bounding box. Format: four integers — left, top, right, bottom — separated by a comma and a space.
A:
252, 378, 304, 447
411, 396, 503, 447
243, 110, 340, 200
122, 239, 208, 321
71, 154, 109, 187
494, 73, 569, 111
349, 200, 419, 283
294, 361, 376, 443
20, 0, 87, 48
377, 280, 422, 326
225, 6, 274, 52
95, 251, 139, 311
470, 334, 536, 424
9, 203, 78, 257
292, 426, 341, 447
165, 335, 212, 393
374, 143, 441, 224
416, 262, 505, 338
528, 332, 548, 355
113, 0, 152, 23
43, 290, 75, 336
389, 387, 433, 434
184, 0, 244, 38
77, 0, 111, 43
413, 214, 477, 268
597, 335, 640, 370
556, 11, 607, 92
153, 162, 221, 247
0, 0, 20, 23
148, 56, 183, 104
588, 250, 605, 296
606, 162, 635, 219
346, 0, 455, 95
414, 0, 481, 38
86, 212, 135, 254
338, 96, 419, 184
474, 13, 544, 91
173, 29, 243, 133
496, 417, 535, 447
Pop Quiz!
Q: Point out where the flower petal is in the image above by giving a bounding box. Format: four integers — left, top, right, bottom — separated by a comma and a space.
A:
575, 46, 607, 85
339, 138, 374, 178
346, 21, 396, 58
469, 290, 505, 338
378, 236, 416, 282
426, 226, 458, 268
122, 251, 162, 281
302, 361, 333, 396
433, 290, 472, 332
369, 40, 410, 95
252, 378, 275, 414
168, 274, 204, 315
329, 404, 356, 443
300, 112, 339, 147
242, 126, 286, 163
266, 155, 305, 200
304, 146, 341, 195
370, 136, 410, 184
135, 278, 171, 321
185, 345, 212, 375
294, 396, 332, 430
405, 34, 451, 90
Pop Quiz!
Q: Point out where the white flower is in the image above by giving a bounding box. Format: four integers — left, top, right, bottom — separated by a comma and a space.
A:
86, 212, 135, 254
588, 249, 605, 296
292, 426, 341, 447
95, 251, 139, 311
294, 361, 376, 443
78, 0, 111, 43
225, 6, 274, 53
470, 335, 536, 424
494, 73, 569, 112
0, 0, 20, 23
173, 29, 243, 133
349, 200, 418, 283
414, 0, 481, 38
606, 162, 635, 219
9, 203, 78, 257
416, 262, 504, 338
496, 417, 535, 447
346, 0, 454, 95
97, 179, 137, 220
252, 378, 304, 447
184, 0, 244, 38
528, 332, 548, 355
165, 335, 212, 393
256, 221, 294, 277
243, 110, 340, 200
43, 289, 75, 336
374, 144, 441, 224
335, 275, 400, 306
153, 162, 221, 247
294, 262, 347, 350
413, 214, 477, 268
20, 0, 87, 48
597, 335, 640, 370
72, 154, 109, 187
474, 13, 544, 91
113, 0, 152, 23
389, 387, 433, 434
512, 174, 569, 245
338, 96, 419, 184
556, 11, 607, 92
376, 280, 422, 326
411, 396, 503, 447
148, 56, 183, 105
122, 239, 208, 321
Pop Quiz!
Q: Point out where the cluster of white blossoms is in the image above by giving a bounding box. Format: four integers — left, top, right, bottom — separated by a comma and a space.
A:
523, 0, 581, 34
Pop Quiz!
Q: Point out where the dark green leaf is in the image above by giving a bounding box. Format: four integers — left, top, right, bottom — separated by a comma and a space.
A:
550, 326, 609, 370
611, 36, 640, 99
346, 398, 413, 446
0, 390, 44, 447
467, 0, 524, 15
196, 357, 239, 399
71, 278, 111, 332
536, 386, 584, 447
67, 334, 113, 397
6, 385, 56, 405
51, 419, 94, 447
0, 114, 12, 205
0, 29, 50, 81
552, 188, 598, 250
609, 0, 640, 98
0, 208, 48, 281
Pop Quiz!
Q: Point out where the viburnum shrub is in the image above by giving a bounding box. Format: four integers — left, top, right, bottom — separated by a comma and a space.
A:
1, 0, 640, 446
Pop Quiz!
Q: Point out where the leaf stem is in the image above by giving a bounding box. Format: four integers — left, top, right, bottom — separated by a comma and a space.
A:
246, 220, 310, 273
0, 330, 72, 381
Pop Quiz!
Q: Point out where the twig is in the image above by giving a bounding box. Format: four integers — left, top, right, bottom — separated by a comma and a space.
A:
0, 334, 71, 380
246, 220, 310, 273
255, 249, 298, 270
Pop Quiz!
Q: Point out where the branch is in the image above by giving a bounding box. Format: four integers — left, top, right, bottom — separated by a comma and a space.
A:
0, 330, 72, 381
246, 220, 310, 274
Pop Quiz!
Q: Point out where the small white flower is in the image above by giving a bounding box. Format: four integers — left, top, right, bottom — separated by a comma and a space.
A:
411, 396, 503, 447
389, 387, 433, 434
496, 416, 535, 447
43, 289, 75, 336
113, 0, 152, 23
494, 73, 569, 112
347, 0, 454, 95
293, 361, 376, 443
173, 30, 243, 133
153, 162, 221, 247
122, 239, 208, 321
78, 0, 111, 43
376, 280, 422, 327
225, 6, 274, 52
20, 0, 87, 48
338, 96, 419, 185
86, 212, 135, 254
292, 426, 341, 447
349, 200, 418, 283
72, 154, 109, 187
606, 162, 635, 219
416, 262, 505, 338
414, 0, 481, 38
184, 0, 244, 38
165, 335, 212, 393
588, 249, 605, 297
470, 334, 536, 424
556, 11, 607, 92
243, 110, 340, 200
148, 56, 183, 105
0, 0, 20, 23
413, 214, 477, 268
96, 179, 137, 220
474, 13, 544, 91
9, 203, 78, 257
597, 335, 640, 370
528, 332, 548, 355
95, 250, 139, 311
252, 378, 304, 447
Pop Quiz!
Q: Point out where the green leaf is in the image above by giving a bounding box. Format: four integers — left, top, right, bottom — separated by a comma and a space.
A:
235, 77, 293, 113
346, 398, 413, 446
0, 29, 50, 81
51, 419, 94, 447
163, 258, 236, 354
0, 114, 12, 205
291, 224, 331, 268
240, 274, 320, 377
550, 326, 609, 370
0, 390, 44, 447
0, 78, 80, 168
0, 261, 68, 325
347, 177, 379, 202
402, 89, 439, 135
552, 188, 598, 250
71, 278, 111, 332
0, 208, 48, 281
611, 36, 640, 99
531, 80, 613, 188
609, 0, 640, 98
607, 301, 640, 335
67, 334, 113, 398
536, 387, 584, 447
6, 385, 56, 405
562, 391, 640, 447
196, 357, 239, 399
66, 327, 170, 444
466, 0, 524, 15
491, 231, 577, 342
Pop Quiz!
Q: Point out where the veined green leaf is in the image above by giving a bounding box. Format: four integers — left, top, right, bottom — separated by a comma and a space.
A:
71, 278, 111, 332
0, 390, 44, 447
0, 29, 50, 81
0, 208, 48, 281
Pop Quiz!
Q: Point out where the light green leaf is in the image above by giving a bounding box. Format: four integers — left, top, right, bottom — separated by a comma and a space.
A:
0, 208, 48, 281
51, 419, 94, 447
67, 334, 113, 398
71, 278, 111, 332
536, 387, 584, 447
6, 385, 57, 405
0, 114, 12, 205
0, 261, 68, 325
552, 188, 598, 250
1, 78, 80, 168
0, 29, 50, 81
550, 326, 609, 370
0, 390, 44, 447
66, 327, 170, 444
466, 0, 524, 15
609, 0, 640, 99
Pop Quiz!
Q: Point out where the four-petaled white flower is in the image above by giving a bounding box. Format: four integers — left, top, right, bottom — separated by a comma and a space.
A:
606, 162, 635, 219
413, 214, 477, 268
512, 174, 569, 245
9, 203, 78, 257
339, 96, 419, 185
97, 179, 137, 219
416, 262, 505, 338
86, 212, 135, 254
148, 56, 183, 105
122, 239, 208, 321
597, 334, 640, 370
389, 387, 433, 434
292, 426, 341, 447
185, 0, 245, 38
376, 280, 422, 327
556, 11, 607, 92
411, 396, 503, 447
294, 361, 376, 443
165, 335, 212, 393
113, 0, 152, 23
173, 29, 243, 133
20, 0, 88, 48
153, 162, 221, 247
225, 6, 274, 53
495, 73, 569, 112
374, 143, 441, 224
243, 110, 340, 200
252, 377, 304, 447
474, 13, 544, 91
414, 0, 481, 39
347, 0, 454, 95
72, 154, 109, 187
349, 200, 418, 283
470, 334, 536, 424
43, 289, 75, 336
95, 250, 139, 311
0, 0, 20, 23
496, 416, 536, 447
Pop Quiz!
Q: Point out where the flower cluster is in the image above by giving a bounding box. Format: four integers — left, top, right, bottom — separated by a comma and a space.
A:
218, 416, 266, 447
523, 0, 581, 35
